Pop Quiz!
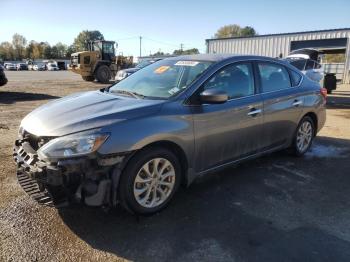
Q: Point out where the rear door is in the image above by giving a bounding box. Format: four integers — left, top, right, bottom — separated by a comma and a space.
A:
191, 62, 264, 172
256, 61, 304, 150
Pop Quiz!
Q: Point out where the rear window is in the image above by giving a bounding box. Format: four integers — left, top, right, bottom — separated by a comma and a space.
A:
289, 59, 306, 71
305, 60, 315, 70
289, 70, 302, 86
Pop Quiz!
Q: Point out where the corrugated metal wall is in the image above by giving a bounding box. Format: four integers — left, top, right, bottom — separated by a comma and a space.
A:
207, 30, 350, 84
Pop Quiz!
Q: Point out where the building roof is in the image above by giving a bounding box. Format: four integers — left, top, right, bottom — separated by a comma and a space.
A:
206, 28, 350, 42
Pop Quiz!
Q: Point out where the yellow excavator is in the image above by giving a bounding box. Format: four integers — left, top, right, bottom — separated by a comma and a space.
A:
68, 40, 133, 83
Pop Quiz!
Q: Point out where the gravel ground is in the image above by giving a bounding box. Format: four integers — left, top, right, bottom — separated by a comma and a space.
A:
1, 71, 350, 262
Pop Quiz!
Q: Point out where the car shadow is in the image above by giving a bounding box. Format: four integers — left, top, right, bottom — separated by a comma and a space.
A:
327, 89, 350, 109
58, 136, 350, 261
0, 91, 60, 104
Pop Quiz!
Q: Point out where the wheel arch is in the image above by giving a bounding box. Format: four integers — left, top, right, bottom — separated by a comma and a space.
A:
123, 140, 190, 186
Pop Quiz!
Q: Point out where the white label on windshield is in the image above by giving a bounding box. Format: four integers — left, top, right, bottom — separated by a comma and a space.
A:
175, 61, 199, 66
168, 87, 180, 95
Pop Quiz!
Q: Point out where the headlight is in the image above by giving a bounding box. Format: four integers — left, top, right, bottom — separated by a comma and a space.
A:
37, 131, 109, 160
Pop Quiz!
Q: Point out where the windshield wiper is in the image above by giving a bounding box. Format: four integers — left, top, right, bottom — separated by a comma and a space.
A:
111, 89, 145, 99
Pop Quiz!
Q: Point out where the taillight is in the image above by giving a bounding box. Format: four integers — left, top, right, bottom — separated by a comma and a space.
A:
320, 88, 327, 99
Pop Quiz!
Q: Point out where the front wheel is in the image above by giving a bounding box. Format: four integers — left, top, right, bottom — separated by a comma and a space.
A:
0, 77, 7, 86
292, 116, 315, 156
119, 147, 181, 215
95, 65, 111, 83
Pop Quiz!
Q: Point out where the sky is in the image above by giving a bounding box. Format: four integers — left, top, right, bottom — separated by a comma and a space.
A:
1, 0, 350, 57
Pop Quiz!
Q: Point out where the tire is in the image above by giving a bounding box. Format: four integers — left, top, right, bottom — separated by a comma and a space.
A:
0, 77, 7, 86
291, 116, 315, 156
95, 65, 111, 83
119, 147, 181, 215
82, 75, 95, 82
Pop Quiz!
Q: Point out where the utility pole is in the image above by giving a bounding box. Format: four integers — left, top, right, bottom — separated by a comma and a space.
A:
139, 36, 142, 57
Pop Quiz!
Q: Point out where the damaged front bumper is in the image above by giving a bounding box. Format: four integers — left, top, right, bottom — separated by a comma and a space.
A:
13, 135, 129, 208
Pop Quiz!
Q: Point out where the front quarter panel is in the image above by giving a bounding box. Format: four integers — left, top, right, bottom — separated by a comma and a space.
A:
97, 101, 194, 164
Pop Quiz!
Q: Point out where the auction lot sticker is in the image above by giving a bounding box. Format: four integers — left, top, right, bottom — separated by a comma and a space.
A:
175, 61, 199, 66
154, 66, 170, 74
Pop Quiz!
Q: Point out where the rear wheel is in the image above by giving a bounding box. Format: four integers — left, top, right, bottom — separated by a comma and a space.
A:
95, 65, 111, 83
0, 77, 7, 86
82, 75, 95, 82
119, 147, 181, 215
291, 116, 315, 156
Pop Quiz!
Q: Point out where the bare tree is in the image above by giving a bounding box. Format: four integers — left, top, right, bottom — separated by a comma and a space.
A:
12, 33, 27, 60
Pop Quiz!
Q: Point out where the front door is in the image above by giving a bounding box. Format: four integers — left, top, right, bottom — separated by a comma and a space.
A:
190, 62, 264, 172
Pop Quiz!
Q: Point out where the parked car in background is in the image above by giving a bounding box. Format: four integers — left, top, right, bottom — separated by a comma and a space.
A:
115, 58, 162, 81
285, 57, 324, 83
286, 48, 337, 93
16, 63, 28, 71
13, 54, 326, 215
33, 64, 46, 71
47, 63, 59, 71
4, 63, 17, 71
0, 64, 8, 86
56, 61, 66, 70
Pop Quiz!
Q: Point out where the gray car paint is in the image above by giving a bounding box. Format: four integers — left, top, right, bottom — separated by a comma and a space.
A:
19, 54, 326, 184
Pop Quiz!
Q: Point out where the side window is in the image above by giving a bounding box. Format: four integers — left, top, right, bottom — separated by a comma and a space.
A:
289, 70, 302, 86
305, 60, 315, 70
257, 62, 291, 92
103, 43, 114, 54
202, 63, 255, 99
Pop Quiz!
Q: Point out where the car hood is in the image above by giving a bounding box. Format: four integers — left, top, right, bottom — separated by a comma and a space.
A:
21, 90, 164, 137
123, 68, 140, 73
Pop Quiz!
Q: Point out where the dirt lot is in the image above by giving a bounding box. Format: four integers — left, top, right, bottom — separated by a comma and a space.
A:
1, 71, 350, 262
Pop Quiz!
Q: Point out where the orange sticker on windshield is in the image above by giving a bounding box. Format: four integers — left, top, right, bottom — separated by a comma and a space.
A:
154, 66, 170, 74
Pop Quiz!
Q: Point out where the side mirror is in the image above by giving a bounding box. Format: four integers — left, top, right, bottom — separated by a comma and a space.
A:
200, 89, 228, 104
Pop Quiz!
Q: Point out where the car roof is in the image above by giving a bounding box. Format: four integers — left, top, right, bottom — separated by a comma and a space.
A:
166, 53, 287, 64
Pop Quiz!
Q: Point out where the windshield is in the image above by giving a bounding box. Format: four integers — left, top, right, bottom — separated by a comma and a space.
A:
109, 59, 213, 99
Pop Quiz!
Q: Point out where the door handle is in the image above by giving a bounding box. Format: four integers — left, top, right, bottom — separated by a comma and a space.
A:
292, 100, 303, 107
247, 108, 262, 116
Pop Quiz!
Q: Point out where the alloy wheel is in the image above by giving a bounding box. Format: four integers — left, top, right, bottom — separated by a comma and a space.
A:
133, 158, 176, 208
296, 120, 313, 153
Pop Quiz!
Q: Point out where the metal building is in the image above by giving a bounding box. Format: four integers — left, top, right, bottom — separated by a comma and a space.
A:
206, 28, 350, 83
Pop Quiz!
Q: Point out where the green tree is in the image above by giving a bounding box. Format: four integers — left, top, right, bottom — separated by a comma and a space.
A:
150, 51, 165, 56
32, 43, 42, 59
25, 40, 37, 59
214, 24, 257, 38
73, 30, 104, 51
43, 44, 52, 59
51, 46, 59, 58
240, 26, 257, 37
323, 54, 345, 63
12, 33, 27, 60
54, 42, 68, 58
0, 41, 15, 60
173, 48, 199, 55
66, 44, 76, 58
